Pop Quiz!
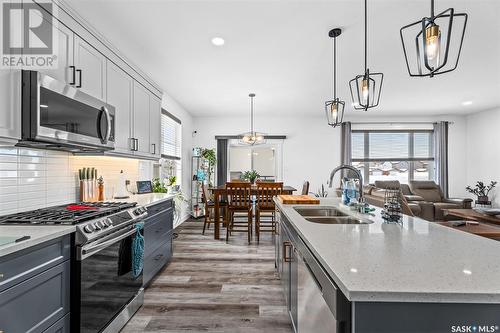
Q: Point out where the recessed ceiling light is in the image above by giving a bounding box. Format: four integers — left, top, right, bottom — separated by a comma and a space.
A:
463, 269, 472, 275
462, 100, 473, 106
350, 268, 358, 273
211, 37, 225, 46
40, 104, 48, 108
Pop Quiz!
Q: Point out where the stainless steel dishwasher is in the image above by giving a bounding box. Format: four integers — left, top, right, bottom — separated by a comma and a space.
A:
296, 247, 338, 332
279, 213, 351, 333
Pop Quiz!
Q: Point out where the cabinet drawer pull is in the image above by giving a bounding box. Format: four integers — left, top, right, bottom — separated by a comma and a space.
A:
154, 254, 164, 261
76, 69, 82, 88
283, 241, 293, 262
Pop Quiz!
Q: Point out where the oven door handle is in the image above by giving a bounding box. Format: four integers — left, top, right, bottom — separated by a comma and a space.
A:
97, 106, 112, 144
78, 228, 137, 260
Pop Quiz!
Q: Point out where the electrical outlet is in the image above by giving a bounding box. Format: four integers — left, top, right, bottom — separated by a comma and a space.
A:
125, 180, 130, 185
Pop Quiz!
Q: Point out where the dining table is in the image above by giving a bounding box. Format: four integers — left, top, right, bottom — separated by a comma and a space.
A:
208, 184, 297, 240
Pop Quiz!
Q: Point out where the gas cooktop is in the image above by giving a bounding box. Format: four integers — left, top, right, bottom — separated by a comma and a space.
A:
0, 202, 137, 225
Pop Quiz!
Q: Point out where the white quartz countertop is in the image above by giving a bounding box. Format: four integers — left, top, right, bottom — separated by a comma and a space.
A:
109, 193, 174, 207
276, 198, 500, 303
0, 225, 75, 258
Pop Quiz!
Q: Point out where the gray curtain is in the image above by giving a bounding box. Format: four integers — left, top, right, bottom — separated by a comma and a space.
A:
340, 122, 352, 181
434, 121, 449, 197
216, 139, 228, 186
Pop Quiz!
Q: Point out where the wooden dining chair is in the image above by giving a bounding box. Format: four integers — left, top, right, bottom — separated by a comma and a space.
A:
301, 181, 310, 195
201, 183, 227, 235
225, 182, 253, 244
255, 182, 283, 243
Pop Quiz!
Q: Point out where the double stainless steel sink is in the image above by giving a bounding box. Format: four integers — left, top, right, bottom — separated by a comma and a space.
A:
294, 207, 373, 225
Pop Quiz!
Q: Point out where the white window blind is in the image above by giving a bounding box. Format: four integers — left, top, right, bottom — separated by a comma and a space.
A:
161, 111, 181, 160
351, 130, 434, 184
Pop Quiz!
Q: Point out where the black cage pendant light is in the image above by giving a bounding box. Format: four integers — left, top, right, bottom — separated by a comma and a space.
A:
400, 0, 467, 78
325, 28, 345, 128
239, 93, 267, 146
349, 0, 384, 111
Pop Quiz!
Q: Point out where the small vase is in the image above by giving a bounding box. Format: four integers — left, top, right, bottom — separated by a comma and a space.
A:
477, 196, 489, 204
98, 185, 105, 201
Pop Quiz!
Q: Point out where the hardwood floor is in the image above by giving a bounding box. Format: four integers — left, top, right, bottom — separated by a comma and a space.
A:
121, 219, 293, 333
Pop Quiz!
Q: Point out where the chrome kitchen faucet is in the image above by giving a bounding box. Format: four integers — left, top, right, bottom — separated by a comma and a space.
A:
329, 165, 364, 203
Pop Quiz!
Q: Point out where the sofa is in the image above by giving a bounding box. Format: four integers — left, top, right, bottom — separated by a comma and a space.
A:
363, 180, 472, 221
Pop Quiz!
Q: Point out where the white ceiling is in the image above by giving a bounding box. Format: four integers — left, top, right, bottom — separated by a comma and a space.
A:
65, 0, 500, 117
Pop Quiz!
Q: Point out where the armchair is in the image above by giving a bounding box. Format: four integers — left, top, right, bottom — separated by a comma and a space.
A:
409, 181, 473, 221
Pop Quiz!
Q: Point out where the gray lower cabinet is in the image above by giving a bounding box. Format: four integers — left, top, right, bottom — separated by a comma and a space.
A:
43, 313, 70, 333
0, 235, 71, 333
143, 199, 174, 286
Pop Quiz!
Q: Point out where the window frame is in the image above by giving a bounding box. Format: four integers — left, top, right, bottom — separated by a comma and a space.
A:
351, 129, 434, 184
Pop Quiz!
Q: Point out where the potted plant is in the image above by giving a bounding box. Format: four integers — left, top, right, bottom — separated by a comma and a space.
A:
152, 178, 168, 193
241, 170, 260, 184
466, 181, 497, 204
202, 148, 216, 185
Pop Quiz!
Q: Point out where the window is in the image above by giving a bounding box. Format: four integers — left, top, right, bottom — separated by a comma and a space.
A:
228, 140, 283, 181
157, 110, 182, 187
351, 130, 434, 184
161, 111, 181, 159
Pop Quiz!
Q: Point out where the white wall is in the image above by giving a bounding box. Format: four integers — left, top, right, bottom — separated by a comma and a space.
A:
193, 115, 341, 194
162, 93, 194, 225
465, 108, 500, 206
193, 114, 468, 198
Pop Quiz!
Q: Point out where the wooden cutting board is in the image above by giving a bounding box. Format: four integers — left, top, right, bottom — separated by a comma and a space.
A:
277, 195, 320, 205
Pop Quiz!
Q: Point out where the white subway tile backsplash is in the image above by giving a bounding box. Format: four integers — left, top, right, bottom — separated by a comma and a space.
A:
0, 147, 152, 215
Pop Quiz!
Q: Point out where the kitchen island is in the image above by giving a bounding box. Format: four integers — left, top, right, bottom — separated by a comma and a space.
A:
275, 197, 500, 333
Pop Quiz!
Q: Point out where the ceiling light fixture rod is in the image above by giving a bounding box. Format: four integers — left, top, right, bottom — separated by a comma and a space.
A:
333, 36, 337, 98
431, 0, 435, 18
249, 93, 255, 133
364, 0, 367, 72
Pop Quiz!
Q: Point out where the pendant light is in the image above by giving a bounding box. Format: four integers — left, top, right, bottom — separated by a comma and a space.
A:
239, 93, 267, 146
400, 0, 468, 78
325, 28, 345, 128
349, 0, 384, 111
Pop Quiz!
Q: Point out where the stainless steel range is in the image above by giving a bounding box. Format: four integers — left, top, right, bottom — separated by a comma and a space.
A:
0, 202, 148, 333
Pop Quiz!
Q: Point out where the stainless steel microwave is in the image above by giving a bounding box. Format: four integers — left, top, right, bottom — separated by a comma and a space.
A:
20, 71, 115, 152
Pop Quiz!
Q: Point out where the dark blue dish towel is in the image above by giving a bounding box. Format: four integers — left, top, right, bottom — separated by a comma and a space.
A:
132, 222, 144, 279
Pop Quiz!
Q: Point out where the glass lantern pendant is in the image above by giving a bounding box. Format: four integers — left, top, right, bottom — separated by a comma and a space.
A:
239, 93, 267, 146
349, 0, 384, 111
325, 28, 345, 128
400, 0, 468, 77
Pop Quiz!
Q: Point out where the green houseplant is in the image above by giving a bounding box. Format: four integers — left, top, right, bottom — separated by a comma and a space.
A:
241, 170, 260, 184
168, 176, 177, 186
152, 178, 168, 193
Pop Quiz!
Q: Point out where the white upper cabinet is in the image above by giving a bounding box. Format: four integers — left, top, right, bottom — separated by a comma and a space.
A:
149, 95, 162, 158
74, 36, 106, 100
34, 18, 75, 84
106, 61, 133, 153
0, 1, 21, 140
0, 70, 21, 141
133, 82, 151, 155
